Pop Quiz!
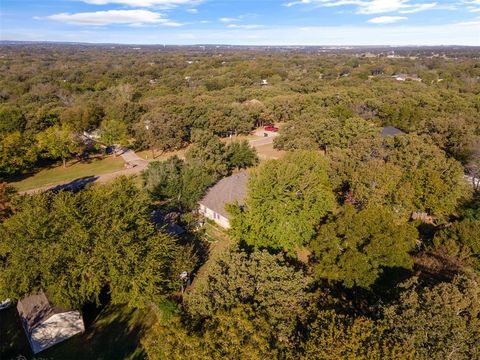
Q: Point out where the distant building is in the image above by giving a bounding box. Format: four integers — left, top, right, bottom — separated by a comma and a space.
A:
260, 79, 268, 86
393, 74, 421, 82
199, 172, 248, 228
17, 291, 84, 354
381, 126, 405, 137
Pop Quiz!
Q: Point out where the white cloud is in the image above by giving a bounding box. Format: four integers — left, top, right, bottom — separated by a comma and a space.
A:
81, 0, 203, 8
368, 15, 407, 23
219, 17, 239, 23
39, 9, 182, 26
4, 22, 479, 45
285, 0, 438, 14
187, 8, 198, 13
226, 24, 264, 29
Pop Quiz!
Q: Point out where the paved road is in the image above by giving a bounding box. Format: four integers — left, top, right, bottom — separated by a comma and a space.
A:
22, 149, 148, 195
20, 136, 277, 194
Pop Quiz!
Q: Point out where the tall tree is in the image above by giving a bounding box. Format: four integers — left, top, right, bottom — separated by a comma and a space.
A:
310, 205, 417, 288
0, 177, 186, 308
99, 119, 129, 156
184, 247, 310, 340
383, 275, 480, 360
140, 109, 188, 159
186, 131, 228, 178
0, 131, 37, 177
225, 140, 258, 171
142, 156, 214, 211
229, 151, 335, 254
36, 124, 81, 167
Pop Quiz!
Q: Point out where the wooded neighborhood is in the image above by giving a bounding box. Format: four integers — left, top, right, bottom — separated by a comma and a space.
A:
1, 43, 479, 359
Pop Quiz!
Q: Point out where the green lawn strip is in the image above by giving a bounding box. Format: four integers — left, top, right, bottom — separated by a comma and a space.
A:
9, 156, 125, 192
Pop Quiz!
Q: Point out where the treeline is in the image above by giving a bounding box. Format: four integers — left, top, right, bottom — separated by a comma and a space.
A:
1, 46, 479, 178
142, 149, 479, 360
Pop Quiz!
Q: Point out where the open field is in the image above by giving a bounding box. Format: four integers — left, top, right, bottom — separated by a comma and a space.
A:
0, 303, 152, 360
9, 156, 125, 192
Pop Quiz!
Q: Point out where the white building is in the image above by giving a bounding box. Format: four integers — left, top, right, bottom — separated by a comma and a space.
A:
199, 171, 248, 228
17, 291, 85, 354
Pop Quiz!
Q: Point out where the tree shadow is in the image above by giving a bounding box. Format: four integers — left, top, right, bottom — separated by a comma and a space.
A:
49, 176, 99, 192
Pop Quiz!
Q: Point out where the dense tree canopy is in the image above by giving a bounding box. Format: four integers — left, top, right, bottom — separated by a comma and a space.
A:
310, 205, 417, 288
383, 275, 480, 360
229, 151, 335, 254
1, 45, 480, 359
0, 177, 188, 308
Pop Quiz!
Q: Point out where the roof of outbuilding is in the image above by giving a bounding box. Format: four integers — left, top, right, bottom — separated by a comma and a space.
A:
381, 126, 405, 137
17, 291, 68, 331
199, 171, 249, 218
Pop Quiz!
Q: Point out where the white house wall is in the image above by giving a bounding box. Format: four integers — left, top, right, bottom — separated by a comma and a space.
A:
199, 204, 231, 228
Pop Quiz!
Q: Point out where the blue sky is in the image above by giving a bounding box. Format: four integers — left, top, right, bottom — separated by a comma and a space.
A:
1, 0, 479, 45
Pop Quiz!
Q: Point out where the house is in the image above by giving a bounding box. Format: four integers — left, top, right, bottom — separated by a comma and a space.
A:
198, 171, 248, 228
381, 126, 405, 137
260, 79, 268, 86
17, 291, 85, 354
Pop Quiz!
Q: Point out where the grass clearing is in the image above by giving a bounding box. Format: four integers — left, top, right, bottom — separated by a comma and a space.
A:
255, 143, 286, 160
136, 148, 187, 161
0, 303, 152, 360
9, 156, 125, 192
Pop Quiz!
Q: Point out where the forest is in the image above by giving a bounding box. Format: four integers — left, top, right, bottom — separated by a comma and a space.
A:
0, 44, 479, 359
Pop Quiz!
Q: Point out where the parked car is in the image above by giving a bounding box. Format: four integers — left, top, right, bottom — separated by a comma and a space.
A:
264, 125, 279, 132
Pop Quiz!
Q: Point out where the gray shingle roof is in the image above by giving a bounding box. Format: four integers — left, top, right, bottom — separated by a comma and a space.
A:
17, 291, 67, 332
381, 126, 405, 137
199, 171, 248, 218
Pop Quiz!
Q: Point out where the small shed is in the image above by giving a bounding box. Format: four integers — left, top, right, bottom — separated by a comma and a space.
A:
17, 291, 84, 354
199, 171, 249, 228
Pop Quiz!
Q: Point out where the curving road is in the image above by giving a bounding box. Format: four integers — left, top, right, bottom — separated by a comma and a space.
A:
21, 136, 276, 194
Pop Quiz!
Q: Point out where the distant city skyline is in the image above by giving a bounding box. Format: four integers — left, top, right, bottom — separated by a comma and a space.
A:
1, 0, 479, 45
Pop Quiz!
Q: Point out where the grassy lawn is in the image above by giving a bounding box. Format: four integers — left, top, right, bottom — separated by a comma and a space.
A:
255, 143, 286, 160
136, 148, 187, 161
203, 220, 232, 244
9, 156, 125, 192
0, 303, 153, 360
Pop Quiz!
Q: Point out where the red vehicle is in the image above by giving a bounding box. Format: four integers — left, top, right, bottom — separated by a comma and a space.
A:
264, 125, 279, 132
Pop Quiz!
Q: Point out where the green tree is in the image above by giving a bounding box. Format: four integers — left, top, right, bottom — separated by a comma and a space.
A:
0, 182, 15, 221
434, 220, 480, 272
0, 177, 186, 308
140, 109, 188, 159
299, 310, 413, 360
0, 131, 37, 177
186, 130, 228, 178
99, 119, 129, 156
36, 124, 81, 167
184, 247, 310, 340
384, 134, 467, 217
310, 205, 417, 288
225, 140, 258, 170
383, 275, 480, 360
0, 104, 25, 134
142, 306, 279, 360
229, 151, 335, 254
142, 156, 214, 211
274, 115, 379, 152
